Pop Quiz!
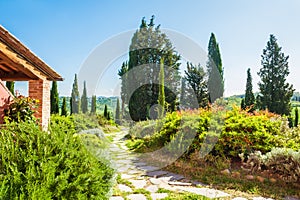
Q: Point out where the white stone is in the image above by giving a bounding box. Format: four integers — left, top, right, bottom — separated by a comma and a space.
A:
129, 179, 147, 189
151, 193, 169, 200
175, 186, 231, 198
253, 197, 274, 200
150, 178, 163, 185
168, 181, 192, 186
158, 182, 176, 191
110, 197, 124, 200
121, 174, 134, 179
145, 185, 159, 193
127, 194, 147, 200
138, 165, 160, 172
117, 184, 133, 193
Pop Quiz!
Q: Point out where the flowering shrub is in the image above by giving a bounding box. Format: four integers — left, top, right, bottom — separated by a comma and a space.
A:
128, 106, 296, 158
4, 95, 38, 123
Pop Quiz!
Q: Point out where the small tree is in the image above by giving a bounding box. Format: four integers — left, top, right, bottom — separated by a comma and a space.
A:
104, 104, 108, 119
244, 68, 255, 111
71, 74, 80, 114
50, 81, 59, 114
118, 62, 128, 117
81, 81, 88, 113
61, 97, 68, 116
207, 33, 224, 103
115, 98, 121, 125
295, 107, 299, 127
158, 58, 165, 118
258, 34, 294, 115
241, 98, 246, 110
184, 62, 208, 108
6, 81, 15, 96
107, 111, 111, 121
91, 95, 97, 114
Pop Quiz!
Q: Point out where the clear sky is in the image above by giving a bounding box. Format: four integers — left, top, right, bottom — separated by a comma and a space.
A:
0, 0, 299, 97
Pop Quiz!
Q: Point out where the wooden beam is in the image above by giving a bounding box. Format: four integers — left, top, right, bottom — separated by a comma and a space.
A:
0, 42, 46, 80
0, 26, 63, 81
0, 63, 12, 72
0, 51, 40, 80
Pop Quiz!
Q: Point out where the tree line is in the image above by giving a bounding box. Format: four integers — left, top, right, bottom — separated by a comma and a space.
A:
50, 16, 297, 126
118, 16, 224, 121
50, 74, 121, 124
118, 16, 296, 123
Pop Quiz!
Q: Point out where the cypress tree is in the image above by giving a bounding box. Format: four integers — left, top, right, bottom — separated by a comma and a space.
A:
295, 107, 299, 127
107, 111, 111, 121
207, 33, 224, 103
91, 95, 97, 114
50, 81, 59, 114
61, 97, 68, 116
115, 98, 121, 125
70, 97, 73, 114
245, 68, 255, 111
118, 62, 128, 117
158, 58, 165, 119
81, 81, 88, 113
180, 78, 187, 109
6, 81, 15, 96
121, 16, 181, 121
184, 62, 208, 108
104, 104, 108, 119
241, 98, 246, 110
71, 74, 80, 114
258, 35, 294, 115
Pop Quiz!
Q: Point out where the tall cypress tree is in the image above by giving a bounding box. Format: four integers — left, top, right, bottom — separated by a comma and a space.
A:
258, 34, 294, 115
244, 68, 255, 111
6, 81, 15, 96
118, 62, 128, 117
50, 81, 59, 114
107, 111, 111, 121
115, 98, 121, 124
71, 74, 80, 114
120, 16, 181, 121
104, 104, 108, 119
158, 58, 165, 118
295, 107, 299, 127
61, 97, 68, 116
207, 33, 224, 103
241, 98, 246, 110
91, 95, 97, 114
81, 81, 88, 113
184, 62, 208, 108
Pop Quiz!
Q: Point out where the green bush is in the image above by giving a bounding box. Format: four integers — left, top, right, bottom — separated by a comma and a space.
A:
4, 95, 38, 123
0, 121, 114, 199
73, 114, 100, 131
128, 107, 297, 158
50, 114, 100, 133
214, 108, 286, 157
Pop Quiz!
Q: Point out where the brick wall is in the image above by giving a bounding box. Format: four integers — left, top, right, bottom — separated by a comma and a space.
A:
28, 79, 51, 130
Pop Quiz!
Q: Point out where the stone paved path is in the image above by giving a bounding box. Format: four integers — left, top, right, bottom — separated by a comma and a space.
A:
107, 129, 276, 200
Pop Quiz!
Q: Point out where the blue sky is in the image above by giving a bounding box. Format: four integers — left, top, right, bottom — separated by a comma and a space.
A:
1, 0, 299, 97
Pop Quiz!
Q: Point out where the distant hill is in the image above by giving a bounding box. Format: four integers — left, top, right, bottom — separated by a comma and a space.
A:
58, 96, 119, 115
